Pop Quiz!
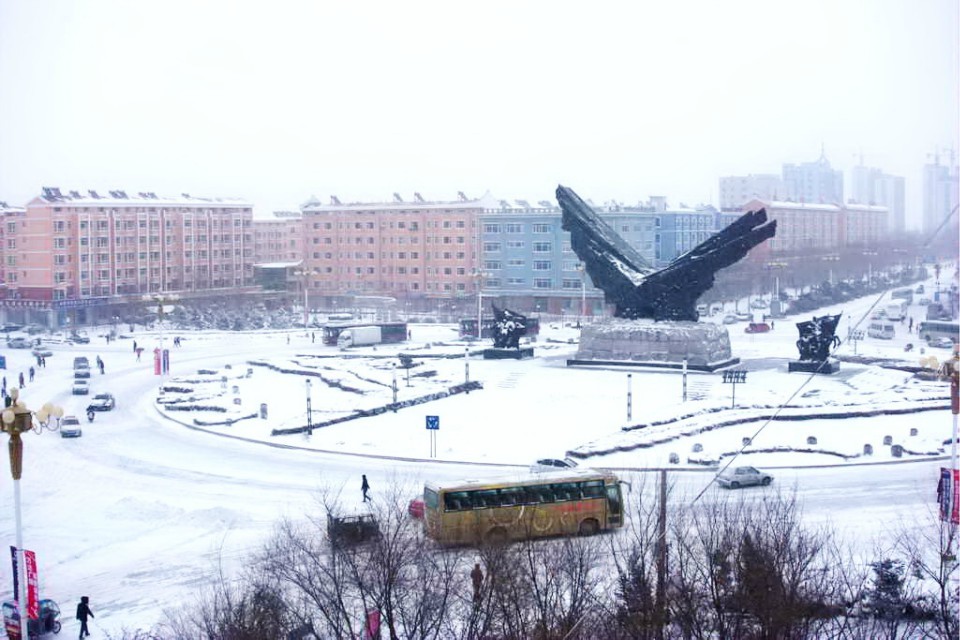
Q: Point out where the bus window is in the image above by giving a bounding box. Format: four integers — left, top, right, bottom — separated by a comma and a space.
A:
445, 491, 470, 512
499, 487, 522, 506
536, 485, 556, 503
424, 488, 439, 510
582, 480, 604, 498
553, 482, 580, 501
474, 489, 499, 508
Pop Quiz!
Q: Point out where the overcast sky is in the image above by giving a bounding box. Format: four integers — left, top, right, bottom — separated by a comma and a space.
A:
1, 1, 957, 227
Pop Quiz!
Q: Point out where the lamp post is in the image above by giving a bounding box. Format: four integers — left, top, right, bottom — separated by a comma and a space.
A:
293, 267, 319, 329
305, 379, 313, 435
145, 293, 178, 396
473, 269, 486, 339
577, 263, 587, 326
1, 389, 63, 640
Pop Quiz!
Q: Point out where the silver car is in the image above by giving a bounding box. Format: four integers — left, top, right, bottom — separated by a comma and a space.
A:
60, 415, 82, 438
716, 466, 773, 489
530, 457, 579, 473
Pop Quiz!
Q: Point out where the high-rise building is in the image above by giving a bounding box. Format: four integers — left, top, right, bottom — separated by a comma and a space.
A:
782, 151, 844, 204
851, 165, 906, 233
718, 174, 784, 210
922, 150, 959, 236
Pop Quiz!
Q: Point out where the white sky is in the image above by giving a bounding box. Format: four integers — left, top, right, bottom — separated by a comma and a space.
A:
1, 1, 957, 226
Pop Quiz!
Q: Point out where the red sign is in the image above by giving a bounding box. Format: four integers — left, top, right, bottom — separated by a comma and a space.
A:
9, 547, 39, 620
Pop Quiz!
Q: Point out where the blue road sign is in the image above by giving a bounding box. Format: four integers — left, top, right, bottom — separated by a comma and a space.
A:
426, 415, 439, 430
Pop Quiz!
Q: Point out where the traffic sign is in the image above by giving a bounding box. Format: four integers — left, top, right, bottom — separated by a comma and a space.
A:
426, 415, 439, 430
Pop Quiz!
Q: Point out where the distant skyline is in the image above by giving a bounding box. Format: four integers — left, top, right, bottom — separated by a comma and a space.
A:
1, 1, 957, 229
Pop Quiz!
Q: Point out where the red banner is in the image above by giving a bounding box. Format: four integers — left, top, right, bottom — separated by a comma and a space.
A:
154, 348, 161, 375
9, 547, 39, 620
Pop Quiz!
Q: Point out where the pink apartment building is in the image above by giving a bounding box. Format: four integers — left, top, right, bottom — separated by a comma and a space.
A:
300, 192, 495, 313
742, 199, 888, 253
252, 211, 303, 265
1, 187, 256, 328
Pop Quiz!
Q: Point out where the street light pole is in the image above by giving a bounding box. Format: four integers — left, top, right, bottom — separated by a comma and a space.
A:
577, 263, 587, 325
1, 390, 62, 640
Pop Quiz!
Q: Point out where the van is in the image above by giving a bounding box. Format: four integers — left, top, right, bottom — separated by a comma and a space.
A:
867, 322, 895, 340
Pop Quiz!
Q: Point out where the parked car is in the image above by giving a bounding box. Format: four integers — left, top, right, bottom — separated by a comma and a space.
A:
722, 314, 739, 325
71, 380, 89, 395
915, 284, 925, 294
530, 457, 579, 473
749, 299, 768, 309
408, 497, 425, 519
6, 338, 31, 349
716, 466, 774, 489
73, 356, 90, 369
86, 393, 116, 412
744, 322, 771, 334
25, 324, 45, 335
327, 513, 381, 546
0, 323, 23, 333
60, 415, 82, 438
930, 336, 957, 349
31, 346, 53, 358
69, 332, 90, 344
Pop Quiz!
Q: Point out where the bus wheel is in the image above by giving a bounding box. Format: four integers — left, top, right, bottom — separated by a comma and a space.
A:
578, 519, 599, 536
485, 527, 508, 545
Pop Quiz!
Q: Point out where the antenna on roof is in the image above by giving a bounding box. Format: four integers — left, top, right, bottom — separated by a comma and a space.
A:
393, 193, 403, 203
330, 195, 341, 205
88, 190, 100, 199
69, 190, 81, 199
413, 192, 425, 203
457, 191, 468, 201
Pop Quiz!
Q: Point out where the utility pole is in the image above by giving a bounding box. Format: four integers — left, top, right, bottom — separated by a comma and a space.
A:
656, 468, 667, 640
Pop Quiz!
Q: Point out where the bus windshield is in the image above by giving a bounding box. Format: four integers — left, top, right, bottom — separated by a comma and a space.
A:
423, 468, 623, 546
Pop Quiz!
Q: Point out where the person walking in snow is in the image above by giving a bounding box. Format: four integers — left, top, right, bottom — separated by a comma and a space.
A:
28, 366, 34, 382
18, 372, 24, 388
471, 562, 484, 603
361, 474, 371, 502
75, 595, 94, 638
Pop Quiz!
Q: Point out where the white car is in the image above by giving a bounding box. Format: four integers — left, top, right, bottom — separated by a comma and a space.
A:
72, 380, 89, 395
530, 457, 579, 473
60, 415, 82, 438
716, 466, 773, 489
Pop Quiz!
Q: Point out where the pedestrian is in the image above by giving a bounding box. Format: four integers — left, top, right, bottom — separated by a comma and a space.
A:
133, 340, 138, 352
36, 355, 42, 367
361, 474, 371, 502
28, 366, 34, 382
75, 595, 94, 638
311, 332, 315, 344
18, 372, 24, 388
40, 356, 46, 368
471, 562, 484, 603
286, 335, 290, 345
909, 317, 914, 332
136, 348, 143, 362
99, 361, 105, 375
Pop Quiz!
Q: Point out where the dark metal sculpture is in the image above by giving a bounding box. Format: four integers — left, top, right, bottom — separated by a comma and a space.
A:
557, 185, 776, 322
491, 304, 528, 349
795, 314, 841, 361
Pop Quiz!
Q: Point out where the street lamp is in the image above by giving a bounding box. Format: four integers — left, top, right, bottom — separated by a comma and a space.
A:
473, 269, 486, 339
576, 263, 588, 326
293, 267, 320, 329
144, 293, 179, 396
1, 389, 63, 640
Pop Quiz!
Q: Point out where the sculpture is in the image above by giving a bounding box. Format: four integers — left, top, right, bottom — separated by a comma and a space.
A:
557, 185, 776, 322
491, 304, 528, 349
795, 314, 841, 362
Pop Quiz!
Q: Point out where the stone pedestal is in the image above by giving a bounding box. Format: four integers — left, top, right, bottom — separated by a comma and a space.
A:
567, 319, 738, 371
483, 347, 534, 360
788, 358, 840, 374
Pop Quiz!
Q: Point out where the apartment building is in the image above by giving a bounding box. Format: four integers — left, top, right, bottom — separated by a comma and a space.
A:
741, 199, 888, 253
252, 211, 303, 264
300, 192, 494, 313
1, 187, 255, 327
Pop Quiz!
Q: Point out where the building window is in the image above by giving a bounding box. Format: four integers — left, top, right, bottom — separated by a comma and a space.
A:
534, 278, 552, 289
484, 261, 502, 270
533, 242, 552, 253
507, 277, 525, 285
483, 223, 501, 233
532, 223, 551, 233
533, 260, 551, 271
483, 242, 501, 252
562, 279, 580, 289
506, 223, 523, 233
507, 259, 525, 267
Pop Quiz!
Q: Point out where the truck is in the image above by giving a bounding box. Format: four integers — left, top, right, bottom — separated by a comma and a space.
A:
884, 300, 908, 321
337, 325, 382, 349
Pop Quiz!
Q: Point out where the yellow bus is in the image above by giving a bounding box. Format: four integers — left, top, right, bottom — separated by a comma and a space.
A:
423, 468, 625, 545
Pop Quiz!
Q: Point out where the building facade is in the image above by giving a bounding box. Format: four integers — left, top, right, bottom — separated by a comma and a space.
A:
1, 187, 255, 327
742, 199, 888, 253
252, 211, 303, 264
782, 152, 844, 204
922, 152, 959, 235
718, 174, 784, 210
851, 165, 906, 234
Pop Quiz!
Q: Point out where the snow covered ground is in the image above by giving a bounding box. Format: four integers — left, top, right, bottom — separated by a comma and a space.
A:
0, 274, 954, 637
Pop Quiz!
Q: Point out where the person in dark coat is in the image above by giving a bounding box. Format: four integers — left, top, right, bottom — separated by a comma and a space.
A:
18, 372, 24, 388
361, 474, 371, 502
28, 366, 34, 382
471, 562, 484, 603
76, 595, 94, 638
